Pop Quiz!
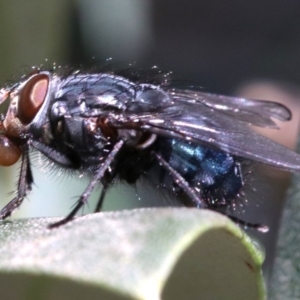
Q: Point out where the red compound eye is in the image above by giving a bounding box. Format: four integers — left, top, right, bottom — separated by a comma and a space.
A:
18, 73, 49, 124
0, 136, 21, 166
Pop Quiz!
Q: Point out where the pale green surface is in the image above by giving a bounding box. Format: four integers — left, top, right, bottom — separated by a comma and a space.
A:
0, 208, 264, 300
269, 140, 300, 299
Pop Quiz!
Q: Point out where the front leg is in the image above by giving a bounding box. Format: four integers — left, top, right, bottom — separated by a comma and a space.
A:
49, 139, 125, 228
0, 146, 33, 219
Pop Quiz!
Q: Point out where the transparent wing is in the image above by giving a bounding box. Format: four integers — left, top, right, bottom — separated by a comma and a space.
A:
117, 90, 300, 172
80, 85, 300, 171
166, 89, 291, 128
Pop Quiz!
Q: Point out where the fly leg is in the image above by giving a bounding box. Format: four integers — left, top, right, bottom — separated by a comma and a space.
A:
154, 153, 268, 232
154, 153, 207, 208
0, 148, 33, 220
226, 215, 269, 232
31, 141, 76, 168
94, 185, 108, 213
49, 140, 124, 228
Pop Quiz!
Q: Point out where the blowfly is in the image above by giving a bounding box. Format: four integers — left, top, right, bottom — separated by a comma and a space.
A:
0, 66, 299, 229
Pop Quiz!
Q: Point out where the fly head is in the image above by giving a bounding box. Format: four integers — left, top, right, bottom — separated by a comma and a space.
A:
0, 72, 50, 166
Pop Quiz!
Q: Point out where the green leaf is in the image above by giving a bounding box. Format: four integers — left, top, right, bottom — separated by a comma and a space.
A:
269, 167, 300, 299
0, 208, 265, 300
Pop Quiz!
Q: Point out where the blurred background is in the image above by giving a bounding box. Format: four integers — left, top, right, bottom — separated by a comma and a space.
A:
0, 0, 300, 285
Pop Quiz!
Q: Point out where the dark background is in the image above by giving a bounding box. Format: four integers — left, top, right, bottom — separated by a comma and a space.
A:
0, 0, 300, 284
72, 1, 300, 93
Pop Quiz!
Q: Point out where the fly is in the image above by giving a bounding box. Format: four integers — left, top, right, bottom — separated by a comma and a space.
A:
0, 66, 299, 230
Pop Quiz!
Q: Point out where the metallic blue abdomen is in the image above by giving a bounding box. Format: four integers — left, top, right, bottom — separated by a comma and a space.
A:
159, 139, 243, 207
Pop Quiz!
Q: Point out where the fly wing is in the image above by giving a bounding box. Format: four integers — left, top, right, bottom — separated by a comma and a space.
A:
120, 89, 300, 172
166, 89, 291, 128
80, 84, 300, 172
